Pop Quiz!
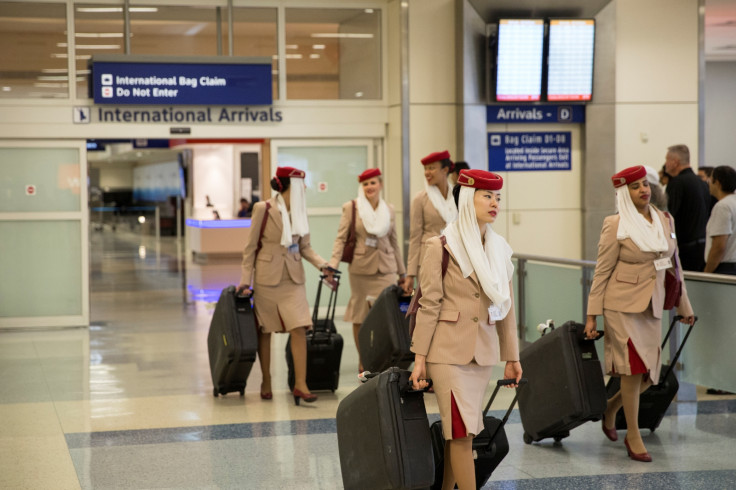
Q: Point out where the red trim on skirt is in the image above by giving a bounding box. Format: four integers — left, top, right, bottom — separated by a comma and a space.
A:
627, 339, 647, 375
450, 392, 467, 439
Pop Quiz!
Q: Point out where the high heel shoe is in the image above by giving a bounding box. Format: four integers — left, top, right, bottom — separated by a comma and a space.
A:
260, 392, 273, 400
292, 389, 318, 406
601, 414, 618, 442
624, 437, 652, 463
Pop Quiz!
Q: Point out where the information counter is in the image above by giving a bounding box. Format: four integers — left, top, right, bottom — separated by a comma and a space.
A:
186, 218, 251, 259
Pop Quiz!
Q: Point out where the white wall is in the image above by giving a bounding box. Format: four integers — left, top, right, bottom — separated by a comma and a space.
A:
191, 146, 236, 219
705, 61, 736, 167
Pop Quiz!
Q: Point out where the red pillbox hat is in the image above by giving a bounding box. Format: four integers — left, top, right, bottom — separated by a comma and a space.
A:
611, 165, 646, 188
358, 168, 382, 182
456, 169, 503, 191
275, 166, 306, 179
421, 150, 451, 165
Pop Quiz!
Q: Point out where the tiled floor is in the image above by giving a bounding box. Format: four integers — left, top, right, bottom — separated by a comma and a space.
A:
1, 230, 735, 489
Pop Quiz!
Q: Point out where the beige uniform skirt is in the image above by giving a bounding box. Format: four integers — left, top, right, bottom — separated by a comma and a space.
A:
344, 271, 396, 324
427, 361, 494, 440
603, 304, 662, 384
253, 267, 312, 333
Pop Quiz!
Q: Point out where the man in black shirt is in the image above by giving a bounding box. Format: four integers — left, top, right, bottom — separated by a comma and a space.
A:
664, 144, 711, 271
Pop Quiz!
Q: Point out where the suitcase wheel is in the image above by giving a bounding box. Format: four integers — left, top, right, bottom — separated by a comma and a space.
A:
239, 389, 245, 396
213, 388, 219, 397
523, 432, 533, 445
553, 436, 564, 443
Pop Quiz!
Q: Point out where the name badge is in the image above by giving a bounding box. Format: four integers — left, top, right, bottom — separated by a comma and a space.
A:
654, 257, 672, 271
488, 305, 504, 321
671, 232, 676, 239
288, 243, 299, 254
365, 237, 378, 248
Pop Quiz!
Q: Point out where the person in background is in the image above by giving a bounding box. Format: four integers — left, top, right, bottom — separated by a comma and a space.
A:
410, 169, 521, 490
329, 168, 410, 372
698, 166, 714, 182
644, 165, 667, 210
585, 165, 695, 463
407, 151, 458, 290
663, 144, 711, 271
238, 167, 333, 405
450, 161, 470, 186
704, 166, 736, 275
237, 198, 252, 218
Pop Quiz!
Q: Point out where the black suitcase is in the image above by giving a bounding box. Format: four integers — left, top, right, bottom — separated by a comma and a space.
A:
359, 284, 414, 372
430, 378, 526, 490
605, 315, 697, 432
336, 367, 434, 490
286, 273, 344, 392
517, 321, 607, 444
207, 286, 259, 397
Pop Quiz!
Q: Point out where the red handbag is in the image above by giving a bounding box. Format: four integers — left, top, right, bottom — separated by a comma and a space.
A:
340, 200, 357, 263
663, 212, 682, 310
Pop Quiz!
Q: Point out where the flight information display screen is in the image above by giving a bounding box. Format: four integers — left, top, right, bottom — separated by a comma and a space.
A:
547, 19, 595, 101
495, 19, 544, 102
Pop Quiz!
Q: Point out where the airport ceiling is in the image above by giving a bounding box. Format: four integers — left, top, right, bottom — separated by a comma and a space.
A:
467, 0, 736, 61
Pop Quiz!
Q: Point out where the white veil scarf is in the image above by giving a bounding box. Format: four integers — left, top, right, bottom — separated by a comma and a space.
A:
275, 177, 310, 248
356, 185, 391, 238
615, 187, 668, 253
424, 178, 458, 224
442, 186, 514, 320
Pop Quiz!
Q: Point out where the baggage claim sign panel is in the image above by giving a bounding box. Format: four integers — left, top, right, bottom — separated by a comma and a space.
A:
488, 132, 571, 171
88, 57, 278, 124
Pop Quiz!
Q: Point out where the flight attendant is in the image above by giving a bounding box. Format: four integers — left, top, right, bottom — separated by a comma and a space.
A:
407, 151, 458, 289
238, 166, 332, 405
584, 165, 695, 462
410, 169, 522, 490
329, 168, 411, 372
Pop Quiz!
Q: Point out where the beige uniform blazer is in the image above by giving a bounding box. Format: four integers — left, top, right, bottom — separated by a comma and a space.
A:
407, 190, 449, 277
410, 236, 520, 366
329, 200, 406, 276
587, 209, 694, 319
240, 198, 326, 287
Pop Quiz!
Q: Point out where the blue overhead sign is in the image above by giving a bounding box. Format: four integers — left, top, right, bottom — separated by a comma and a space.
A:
91, 56, 272, 106
487, 104, 585, 124
488, 132, 571, 171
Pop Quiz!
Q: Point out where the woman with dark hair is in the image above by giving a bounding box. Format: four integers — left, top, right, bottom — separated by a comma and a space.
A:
407, 151, 458, 290
449, 161, 470, 186
584, 165, 695, 462
328, 168, 410, 372
238, 166, 332, 405
410, 169, 522, 490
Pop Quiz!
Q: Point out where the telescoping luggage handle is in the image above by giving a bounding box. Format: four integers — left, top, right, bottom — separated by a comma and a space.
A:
482, 378, 528, 446
311, 269, 342, 335
660, 315, 697, 380
358, 370, 434, 393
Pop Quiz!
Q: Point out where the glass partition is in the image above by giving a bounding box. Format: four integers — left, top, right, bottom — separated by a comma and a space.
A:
130, 4, 224, 56
285, 8, 381, 100
231, 7, 278, 99
0, 1, 68, 99
74, 3, 125, 99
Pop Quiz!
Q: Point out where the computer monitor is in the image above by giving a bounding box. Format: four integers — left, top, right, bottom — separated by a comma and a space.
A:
546, 19, 595, 101
494, 19, 545, 102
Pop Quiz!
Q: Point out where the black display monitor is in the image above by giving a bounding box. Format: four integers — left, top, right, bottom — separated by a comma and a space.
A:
494, 19, 545, 102
546, 19, 595, 101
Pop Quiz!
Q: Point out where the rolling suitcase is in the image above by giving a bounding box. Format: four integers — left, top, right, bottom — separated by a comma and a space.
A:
286, 272, 344, 392
606, 315, 697, 432
207, 286, 259, 397
336, 367, 434, 490
517, 320, 607, 444
359, 284, 414, 372
430, 378, 526, 490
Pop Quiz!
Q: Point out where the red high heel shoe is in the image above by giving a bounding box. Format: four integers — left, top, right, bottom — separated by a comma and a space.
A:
601, 414, 618, 442
292, 389, 318, 406
260, 392, 273, 400
624, 437, 652, 463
